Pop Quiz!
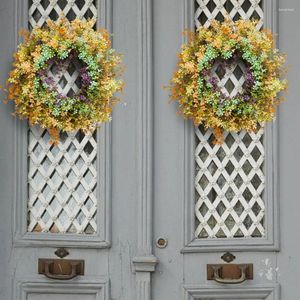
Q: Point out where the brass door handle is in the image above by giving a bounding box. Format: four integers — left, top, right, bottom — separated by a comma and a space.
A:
212, 265, 246, 284
38, 259, 84, 280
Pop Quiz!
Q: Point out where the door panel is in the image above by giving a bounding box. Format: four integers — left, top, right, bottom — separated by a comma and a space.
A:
0, 0, 138, 299
16, 280, 108, 300
29, 296, 96, 300
152, 0, 294, 299
1, 0, 299, 299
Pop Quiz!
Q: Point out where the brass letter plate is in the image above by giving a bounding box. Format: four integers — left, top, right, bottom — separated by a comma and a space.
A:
207, 263, 253, 284
38, 258, 84, 280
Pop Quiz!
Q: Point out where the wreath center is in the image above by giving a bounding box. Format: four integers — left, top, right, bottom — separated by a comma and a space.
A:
211, 58, 251, 97
39, 52, 90, 100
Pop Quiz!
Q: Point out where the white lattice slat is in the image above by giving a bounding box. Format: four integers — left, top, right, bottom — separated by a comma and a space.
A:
195, 0, 263, 29
29, 0, 97, 29
27, 0, 99, 235
194, 0, 266, 239
28, 128, 98, 234
195, 127, 265, 238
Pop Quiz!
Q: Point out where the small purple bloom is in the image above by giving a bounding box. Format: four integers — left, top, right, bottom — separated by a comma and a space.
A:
80, 67, 87, 74
44, 76, 55, 86
208, 76, 218, 86
243, 95, 250, 101
202, 69, 210, 76
81, 72, 91, 86
245, 72, 254, 82
38, 70, 46, 76
79, 95, 86, 101
57, 93, 66, 99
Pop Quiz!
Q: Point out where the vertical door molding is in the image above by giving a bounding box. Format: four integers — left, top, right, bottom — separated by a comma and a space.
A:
132, 0, 158, 299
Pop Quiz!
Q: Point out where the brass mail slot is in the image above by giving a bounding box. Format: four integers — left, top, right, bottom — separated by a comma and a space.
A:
207, 263, 253, 284
38, 258, 84, 280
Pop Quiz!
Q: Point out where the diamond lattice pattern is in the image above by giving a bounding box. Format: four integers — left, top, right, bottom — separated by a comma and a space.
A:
212, 60, 247, 98
194, 0, 266, 239
29, 0, 97, 29
28, 128, 97, 234
195, 0, 264, 29
47, 57, 83, 97
195, 127, 265, 238
27, 0, 99, 234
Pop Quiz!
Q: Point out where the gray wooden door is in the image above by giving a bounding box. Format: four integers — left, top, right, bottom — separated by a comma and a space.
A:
0, 0, 140, 299
151, 0, 300, 299
1, 0, 300, 300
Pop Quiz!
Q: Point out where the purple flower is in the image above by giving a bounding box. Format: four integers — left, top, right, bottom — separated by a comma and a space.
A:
80, 72, 91, 86
243, 95, 250, 101
79, 95, 86, 101
202, 69, 210, 76
37, 70, 46, 76
208, 76, 218, 86
57, 93, 66, 99
44, 76, 55, 86
80, 67, 87, 73
245, 72, 254, 82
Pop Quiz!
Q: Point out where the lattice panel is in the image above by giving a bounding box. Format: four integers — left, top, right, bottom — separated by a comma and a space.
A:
195, 127, 265, 238
28, 128, 97, 234
46, 56, 83, 97
29, 0, 97, 29
195, 0, 264, 29
194, 0, 266, 240
27, 0, 100, 234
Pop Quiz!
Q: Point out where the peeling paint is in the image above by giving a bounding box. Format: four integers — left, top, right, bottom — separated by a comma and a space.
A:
258, 258, 279, 281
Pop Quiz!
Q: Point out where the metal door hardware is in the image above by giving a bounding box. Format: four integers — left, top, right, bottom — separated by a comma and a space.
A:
38, 258, 84, 280
207, 263, 253, 284
156, 237, 168, 248
54, 248, 69, 259
221, 252, 236, 263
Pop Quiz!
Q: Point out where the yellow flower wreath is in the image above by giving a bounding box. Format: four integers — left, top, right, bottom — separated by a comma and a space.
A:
5, 18, 124, 143
170, 19, 287, 143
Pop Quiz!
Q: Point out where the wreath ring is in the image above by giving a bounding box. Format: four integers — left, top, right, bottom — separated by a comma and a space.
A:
6, 18, 123, 143
170, 19, 287, 143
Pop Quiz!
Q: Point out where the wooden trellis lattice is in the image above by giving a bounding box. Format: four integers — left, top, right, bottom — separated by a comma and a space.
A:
194, 0, 266, 239
27, 0, 99, 234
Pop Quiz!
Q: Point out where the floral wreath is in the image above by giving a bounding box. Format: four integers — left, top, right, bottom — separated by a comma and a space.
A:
6, 18, 123, 143
170, 19, 287, 143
